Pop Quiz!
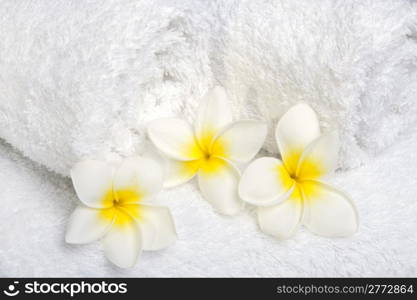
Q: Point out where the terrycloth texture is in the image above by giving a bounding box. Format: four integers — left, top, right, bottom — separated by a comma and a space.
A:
0, 0, 416, 176
1, 128, 417, 277
0, 0, 212, 176
1, 0, 417, 277
209, 0, 417, 169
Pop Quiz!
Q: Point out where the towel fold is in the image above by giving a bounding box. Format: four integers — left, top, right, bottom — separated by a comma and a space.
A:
0, 0, 213, 176
0, 0, 416, 176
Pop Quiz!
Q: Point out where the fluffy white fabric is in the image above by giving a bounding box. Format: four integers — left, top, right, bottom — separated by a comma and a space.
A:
1, 0, 416, 175
210, 0, 417, 169
0, 0, 213, 176
1, 129, 417, 277
0, 0, 417, 276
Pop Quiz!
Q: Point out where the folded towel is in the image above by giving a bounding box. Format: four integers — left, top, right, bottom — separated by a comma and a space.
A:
1, 127, 416, 276
0, 0, 416, 176
0, 0, 213, 176
1, 0, 417, 277
209, 0, 417, 168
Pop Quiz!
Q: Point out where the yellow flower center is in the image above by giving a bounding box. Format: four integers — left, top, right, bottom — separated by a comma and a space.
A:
99, 188, 143, 227
278, 150, 324, 202
182, 130, 228, 176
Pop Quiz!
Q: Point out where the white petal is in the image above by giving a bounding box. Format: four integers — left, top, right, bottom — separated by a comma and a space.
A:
257, 197, 303, 239
147, 118, 202, 161
70, 160, 115, 208
113, 156, 164, 203
275, 103, 321, 174
212, 120, 267, 163
102, 222, 142, 268
163, 158, 200, 188
65, 205, 113, 244
195, 86, 233, 146
301, 181, 358, 237
239, 157, 295, 206
138, 205, 177, 251
198, 159, 243, 215
297, 131, 339, 179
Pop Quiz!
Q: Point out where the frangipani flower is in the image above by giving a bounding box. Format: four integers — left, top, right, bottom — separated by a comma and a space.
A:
65, 156, 177, 268
239, 104, 358, 239
147, 86, 267, 215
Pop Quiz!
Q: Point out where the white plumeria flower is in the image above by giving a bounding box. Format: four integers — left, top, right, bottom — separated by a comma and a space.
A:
239, 104, 358, 239
147, 86, 267, 215
65, 156, 177, 268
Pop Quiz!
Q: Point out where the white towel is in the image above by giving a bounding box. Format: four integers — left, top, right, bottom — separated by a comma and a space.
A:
0, 0, 213, 176
1, 127, 416, 276
209, 0, 417, 169
1, 0, 416, 175
0, 0, 417, 276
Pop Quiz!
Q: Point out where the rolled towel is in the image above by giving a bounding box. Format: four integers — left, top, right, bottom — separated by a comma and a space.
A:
1, 0, 416, 176
208, 0, 417, 168
0, 0, 213, 176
